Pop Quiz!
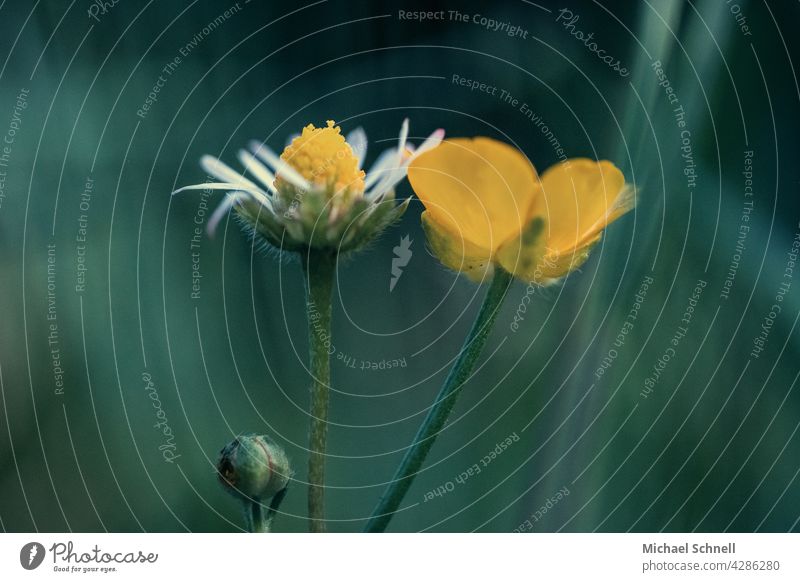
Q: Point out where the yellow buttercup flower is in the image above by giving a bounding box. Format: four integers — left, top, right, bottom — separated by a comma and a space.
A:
407, 137, 635, 284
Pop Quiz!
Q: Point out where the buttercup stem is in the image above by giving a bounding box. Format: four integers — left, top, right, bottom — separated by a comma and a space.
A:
303, 249, 336, 532
365, 267, 514, 532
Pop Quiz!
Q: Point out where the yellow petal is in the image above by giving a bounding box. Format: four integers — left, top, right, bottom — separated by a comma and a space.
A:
409, 138, 538, 254
535, 233, 603, 283
420, 211, 493, 282
496, 216, 547, 281
536, 159, 629, 255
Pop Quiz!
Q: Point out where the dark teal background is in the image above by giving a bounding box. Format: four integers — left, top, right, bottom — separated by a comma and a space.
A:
1, 0, 799, 532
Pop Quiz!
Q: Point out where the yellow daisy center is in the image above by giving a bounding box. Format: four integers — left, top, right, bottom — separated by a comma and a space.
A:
278, 120, 365, 194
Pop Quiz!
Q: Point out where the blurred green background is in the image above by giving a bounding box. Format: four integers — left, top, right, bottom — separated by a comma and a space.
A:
1, 0, 799, 532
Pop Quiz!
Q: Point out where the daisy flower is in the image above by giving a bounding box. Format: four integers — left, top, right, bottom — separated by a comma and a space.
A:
175, 118, 443, 532
174, 119, 444, 254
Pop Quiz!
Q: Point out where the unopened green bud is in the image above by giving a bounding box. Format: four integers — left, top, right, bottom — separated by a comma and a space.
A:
217, 434, 291, 501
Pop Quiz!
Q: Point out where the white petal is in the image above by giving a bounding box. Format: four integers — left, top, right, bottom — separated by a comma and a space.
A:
413, 128, 445, 157
346, 127, 368, 169
367, 165, 407, 201
200, 155, 258, 190
363, 148, 398, 190
366, 127, 445, 200
173, 182, 255, 194
237, 150, 277, 194
172, 182, 272, 209
207, 192, 247, 237
396, 118, 409, 163
366, 118, 410, 197
248, 140, 311, 190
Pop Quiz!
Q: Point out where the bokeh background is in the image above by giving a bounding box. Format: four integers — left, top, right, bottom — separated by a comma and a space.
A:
1, 0, 799, 532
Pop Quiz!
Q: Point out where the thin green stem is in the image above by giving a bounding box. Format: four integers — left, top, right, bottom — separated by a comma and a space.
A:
303, 249, 336, 533
245, 500, 269, 533
365, 267, 513, 532
243, 486, 289, 533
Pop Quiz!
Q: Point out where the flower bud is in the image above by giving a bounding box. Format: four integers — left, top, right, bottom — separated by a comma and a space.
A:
217, 434, 291, 501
